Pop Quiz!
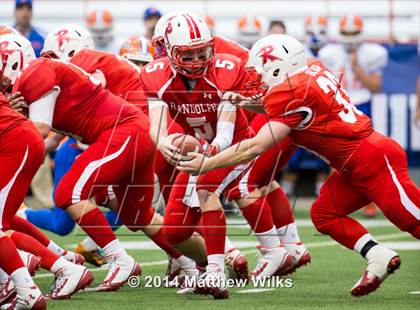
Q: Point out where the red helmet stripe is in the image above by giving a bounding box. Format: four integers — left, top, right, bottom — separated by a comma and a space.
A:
182, 14, 196, 39
186, 14, 201, 39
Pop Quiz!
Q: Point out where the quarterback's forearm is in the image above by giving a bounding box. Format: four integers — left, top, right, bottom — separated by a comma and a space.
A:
149, 105, 168, 144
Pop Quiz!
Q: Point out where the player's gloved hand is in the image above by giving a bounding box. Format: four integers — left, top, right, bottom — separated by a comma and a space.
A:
222, 91, 246, 107
8, 91, 28, 114
158, 133, 190, 166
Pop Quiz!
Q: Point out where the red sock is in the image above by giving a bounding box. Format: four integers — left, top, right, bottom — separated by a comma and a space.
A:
76, 208, 116, 248
267, 188, 295, 228
0, 235, 25, 275
200, 210, 226, 256
10, 231, 59, 270
241, 197, 274, 233
11, 216, 50, 246
150, 228, 182, 259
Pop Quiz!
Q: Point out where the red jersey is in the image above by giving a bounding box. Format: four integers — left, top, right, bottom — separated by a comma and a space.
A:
0, 92, 26, 137
13, 58, 141, 144
263, 59, 373, 170
213, 35, 249, 63
70, 49, 143, 99
140, 54, 253, 143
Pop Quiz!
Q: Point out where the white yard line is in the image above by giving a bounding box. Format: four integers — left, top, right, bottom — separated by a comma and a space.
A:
237, 288, 276, 294
409, 291, 420, 295
37, 232, 409, 280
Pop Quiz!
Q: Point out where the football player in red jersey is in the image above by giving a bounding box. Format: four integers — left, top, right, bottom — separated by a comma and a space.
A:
153, 12, 311, 275
0, 90, 46, 309
41, 25, 201, 278
179, 34, 420, 297
142, 13, 296, 297
0, 33, 159, 292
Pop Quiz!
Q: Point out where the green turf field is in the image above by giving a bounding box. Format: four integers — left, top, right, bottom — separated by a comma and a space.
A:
33, 207, 419, 310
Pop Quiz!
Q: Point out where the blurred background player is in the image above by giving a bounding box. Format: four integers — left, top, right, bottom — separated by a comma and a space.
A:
13, 0, 44, 57
204, 15, 215, 33
304, 15, 328, 57
319, 15, 388, 217
237, 15, 262, 49
86, 8, 120, 53
279, 15, 330, 198
143, 7, 162, 40
267, 19, 286, 35
119, 36, 154, 67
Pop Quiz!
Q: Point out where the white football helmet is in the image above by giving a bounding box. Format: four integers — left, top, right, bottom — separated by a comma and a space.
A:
152, 11, 187, 59
0, 33, 35, 89
42, 24, 94, 61
248, 34, 306, 88
164, 12, 214, 78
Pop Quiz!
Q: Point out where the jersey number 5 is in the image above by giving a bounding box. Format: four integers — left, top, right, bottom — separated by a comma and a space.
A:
316, 70, 363, 124
186, 117, 214, 140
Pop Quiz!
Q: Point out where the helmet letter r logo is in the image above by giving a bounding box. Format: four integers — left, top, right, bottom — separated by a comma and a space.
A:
257, 45, 281, 65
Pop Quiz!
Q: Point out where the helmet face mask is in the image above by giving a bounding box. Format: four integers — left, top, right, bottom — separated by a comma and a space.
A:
170, 42, 214, 78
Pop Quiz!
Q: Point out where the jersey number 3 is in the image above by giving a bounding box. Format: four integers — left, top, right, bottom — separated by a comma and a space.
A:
316, 69, 363, 124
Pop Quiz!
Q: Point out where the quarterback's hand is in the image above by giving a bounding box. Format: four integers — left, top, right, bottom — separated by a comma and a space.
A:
222, 91, 247, 107
8, 92, 28, 114
158, 133, 190, 166
177, 152, 210, 176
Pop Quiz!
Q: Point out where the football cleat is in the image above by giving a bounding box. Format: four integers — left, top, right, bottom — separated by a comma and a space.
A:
18, 252, 41, 276
351, 246, 400, 297
195, 265, 229, 300
225, 248, 249, 282
175, 268, 200, 293
74, 243, 105, 267
8, 285, 46, 310
61, 249, 85, 265
250, 245, 294, 279
50, 264, 93, 299
0, 277, 15, 306
283, 243, 311, 275
96, 254, 141, 292
165, 256, 181, 282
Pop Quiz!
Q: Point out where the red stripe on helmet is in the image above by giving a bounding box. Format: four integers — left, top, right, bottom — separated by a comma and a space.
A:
186, 14, 201, 39
182, 14, 196, 39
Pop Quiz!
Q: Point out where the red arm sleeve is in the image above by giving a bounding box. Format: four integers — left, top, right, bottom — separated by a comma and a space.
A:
13, 61, 57, 104
70, 50, 98, 74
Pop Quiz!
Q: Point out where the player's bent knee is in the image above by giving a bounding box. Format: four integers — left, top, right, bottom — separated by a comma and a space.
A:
54, 183, 73, 210
310, 203, 332, 234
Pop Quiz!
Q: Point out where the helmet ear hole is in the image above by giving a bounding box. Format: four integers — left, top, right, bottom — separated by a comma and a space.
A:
68, 50, 75, 58
11, 62, 18, 70
272, 69, 280, 77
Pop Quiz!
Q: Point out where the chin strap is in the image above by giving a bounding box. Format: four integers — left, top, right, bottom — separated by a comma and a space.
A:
0, 73, 11, 94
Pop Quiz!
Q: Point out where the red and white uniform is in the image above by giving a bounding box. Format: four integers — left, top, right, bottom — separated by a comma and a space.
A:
141, 54, 257, 205
70, 49, 183, 199
263, 59, 420, 243
0, 92, 44, 230
13, 58, 157, 230
213, 35, 249, 63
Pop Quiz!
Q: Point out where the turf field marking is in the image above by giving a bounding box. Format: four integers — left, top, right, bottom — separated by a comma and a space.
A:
409, 291, 420, 295
236, 288, 276, 294
37, 232, 407, 280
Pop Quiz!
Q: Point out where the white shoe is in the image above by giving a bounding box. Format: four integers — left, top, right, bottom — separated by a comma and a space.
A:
283, 243, 311, 274
50, 264, 93, 299
0, 277, 15, 306
174, 267, 200, 292
17, 252, 40, 277
96, 254, 141, 292
250, 245, 293, 280
9, 285, 45, 310
351, 245, 400, 297
195, 265, 229, 299
61, 250, 85, 265
165, 256, 181, 282
225, 248, 249, 282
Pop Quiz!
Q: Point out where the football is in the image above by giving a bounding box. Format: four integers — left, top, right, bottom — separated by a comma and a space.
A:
172, 134, 203, 155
